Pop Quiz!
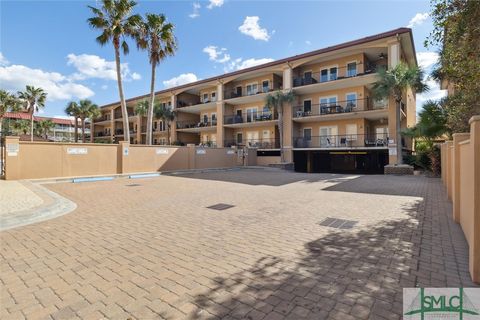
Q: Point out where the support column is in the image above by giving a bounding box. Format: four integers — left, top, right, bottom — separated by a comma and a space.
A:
90, 121, 94, 143
282, 65, 293, 163
110, 109, 115, 143
170, 94, 177, 144
445, 140, 453, 200
388, 40, 402, 165
452, 133, 470, 222
216, 82, 224, 147
136, 116, 141, 144
118, 141, 130, 174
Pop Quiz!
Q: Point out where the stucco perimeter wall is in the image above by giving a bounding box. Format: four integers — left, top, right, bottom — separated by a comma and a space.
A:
4, 140, 119, 180
3, 138, 243, 180
440, 116, 480, 283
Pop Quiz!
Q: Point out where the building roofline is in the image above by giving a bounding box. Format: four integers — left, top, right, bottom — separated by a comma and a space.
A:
101, 27, 414, 109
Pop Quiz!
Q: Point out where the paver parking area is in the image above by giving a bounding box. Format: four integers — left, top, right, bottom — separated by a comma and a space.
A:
1, 168, 478, 320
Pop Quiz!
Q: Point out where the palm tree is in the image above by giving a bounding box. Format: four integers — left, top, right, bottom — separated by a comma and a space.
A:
372, 63, 428, 164
17, 85, 47, 142
135, 100, 148, 117
88, 105, 101, 143
154, 103, 175, 144
136, 13, 177, 145
0, 90, 21, 135
265, 90, 296, 163
36, 120, 55, 140
87, 0, 142, 143
77, 100, 99, 143
13, 119, 31, 136
65, 101, 81, 142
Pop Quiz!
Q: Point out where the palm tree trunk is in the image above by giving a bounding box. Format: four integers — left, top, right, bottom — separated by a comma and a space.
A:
278, 108, 284, 163
167, 123, 171, 145
74, 117, 78, 142
114, 40, 130, 142
146, 62, 156, 145
30, 111, 34, 142
82, 118, 86, 143
396, 100, 403, 165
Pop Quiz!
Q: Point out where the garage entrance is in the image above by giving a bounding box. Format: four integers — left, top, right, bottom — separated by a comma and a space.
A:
294, 150, 388, 174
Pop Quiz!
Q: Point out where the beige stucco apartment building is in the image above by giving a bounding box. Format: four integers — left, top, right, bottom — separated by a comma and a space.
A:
93, 27, 417, 174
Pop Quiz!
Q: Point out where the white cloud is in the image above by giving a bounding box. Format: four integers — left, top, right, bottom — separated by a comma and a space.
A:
231, 58, 274, 70
163, 73, 198, 88
238, 16, 270, 41
0, 64, 94, 101
0, 52, 9, 66
53, 115, 75, 120
416, 51, 439, 70
101, 85, 108, 90
305, 40, 312, 46
417, 78, 447, 108
207, 0, 224, 9
189, 2, 201, 18
407, 12, 429, 28
203, 46, 230, 63
66, 53, 141, 81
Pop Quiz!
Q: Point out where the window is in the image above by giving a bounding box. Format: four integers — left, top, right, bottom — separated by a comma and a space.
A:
153, 121, 158, 131
159, 138, 167, 145
211, 113, 217, 125
303, 128, 312, 141
320, 67, 338, 82
246, 83, 258, 95
303, 100, 312, 113
246, 108, 258, 122
203, 93, 209, 103
153, 138, 157, 144
320, 69, 328, 82
211, 92, 216, 102
346, 93, 357, 109
236, 132, 243, 144
159, 121, 165, 131
376, 127, 388, 140
202, 114, 208, 123
347, 62, 357, 77
262, 80, 269, 93
320, 97, 337, 114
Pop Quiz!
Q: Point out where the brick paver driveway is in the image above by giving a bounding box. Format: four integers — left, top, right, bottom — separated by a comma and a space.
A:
1, 168, 477, 319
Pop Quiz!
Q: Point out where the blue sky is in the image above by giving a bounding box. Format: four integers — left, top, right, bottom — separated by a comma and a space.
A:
0, 0, 444, 118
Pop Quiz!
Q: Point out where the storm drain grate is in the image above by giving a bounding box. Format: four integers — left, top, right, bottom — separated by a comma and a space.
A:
207, 203, 235, 211
319, 217, 358, 229
125, 183, 142, 187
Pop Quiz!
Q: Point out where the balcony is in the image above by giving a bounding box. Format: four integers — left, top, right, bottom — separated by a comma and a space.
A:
293, 98, 387, 122
224, 138, 279, 149
94, 132, 110, 138
224, 110, 277, 127
293, 133, 388, 149
176, 118, 217, 132
223, 84, 281, 105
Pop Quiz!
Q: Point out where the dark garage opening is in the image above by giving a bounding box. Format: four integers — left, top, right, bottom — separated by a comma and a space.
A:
294, 150, 388, 174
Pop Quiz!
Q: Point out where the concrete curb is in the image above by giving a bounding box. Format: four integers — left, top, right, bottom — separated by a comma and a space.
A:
0, 181, 77, 232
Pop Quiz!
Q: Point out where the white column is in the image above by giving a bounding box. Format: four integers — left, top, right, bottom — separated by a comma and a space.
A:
283, 66, 293, 90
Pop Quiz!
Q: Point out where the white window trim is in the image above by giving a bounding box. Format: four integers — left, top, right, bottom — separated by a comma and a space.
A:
319, 96, 338, 111
319, 65, 339, 81
303, 127, 312, 140
261, 79, 270, 92
211, 91, 217, 102
246, 82, 259, 95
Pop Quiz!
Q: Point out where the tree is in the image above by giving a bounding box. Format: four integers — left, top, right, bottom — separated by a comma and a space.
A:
265, 90, 296, 163
0, 90, 21, 135
13, 119, 31, 135
372, 63, 428, 164
427, 0, 480, 133
77, 99, 100, 143
136, 13, 177, 145
154, 103, 175, 144
135, 100, 149, 117
17, 85, 47, 142
36, 120, 55, 140
87, 0, 142, 143
65, 101, 81, 142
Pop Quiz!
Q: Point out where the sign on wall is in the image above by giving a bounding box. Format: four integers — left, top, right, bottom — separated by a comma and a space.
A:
156, 148, 169, 155
123, 147, 129, 156
226, 150, 235, 155
6, 143, 19, 156
388, 147, 397, 156
67, 147, 88, 155
196, 149, 206, 155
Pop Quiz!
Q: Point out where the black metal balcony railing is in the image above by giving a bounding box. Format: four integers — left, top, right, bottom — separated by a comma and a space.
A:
292, 62, 384, 87
115, 129, 124, 135
94, 132, 110, 137
293, 98, 387, 118
96, 115, 111, 122
176, 118, 217, 129
224, 85, 281, 100
224, 110, 276, 125
224, 138, 280, 149
293, 133, 389, 149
